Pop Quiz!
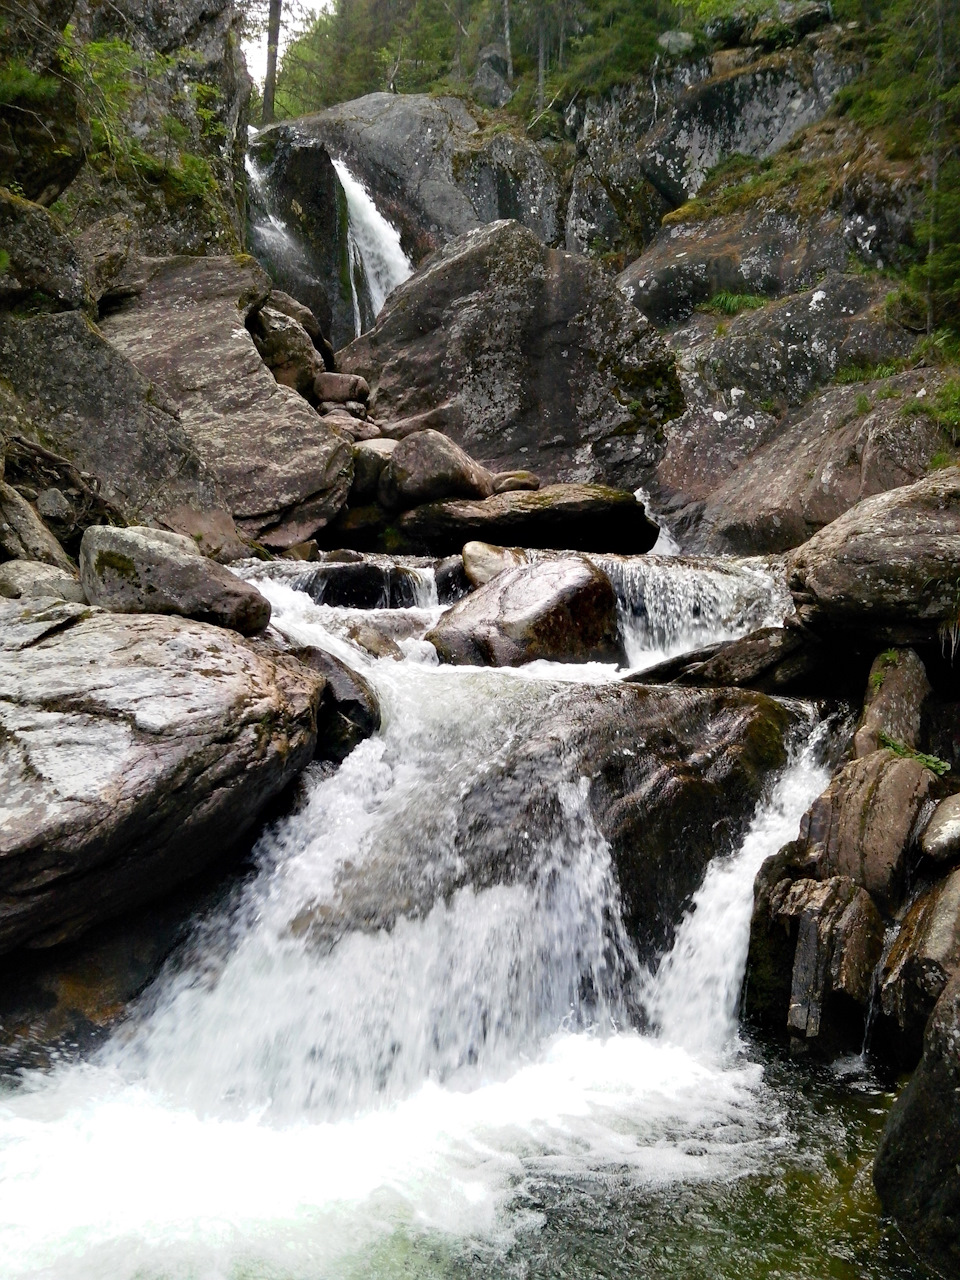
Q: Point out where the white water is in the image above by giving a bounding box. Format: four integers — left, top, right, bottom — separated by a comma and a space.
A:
332, 159, 413, 334
0, 574, 827, 1279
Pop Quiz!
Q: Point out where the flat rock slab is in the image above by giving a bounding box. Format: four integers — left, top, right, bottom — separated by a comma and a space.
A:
0, 600, 324, 954
391, 483, 659, 556
426, 557, 624, 667
98, 256, 353, 549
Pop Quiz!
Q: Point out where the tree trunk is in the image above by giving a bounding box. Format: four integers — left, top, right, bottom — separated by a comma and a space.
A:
927, 0, 945, 335
502, 0, 514, 84
261, 0, 283, 126
537, 7, 546, 112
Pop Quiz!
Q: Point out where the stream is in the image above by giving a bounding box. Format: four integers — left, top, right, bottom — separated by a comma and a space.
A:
0, 558, 934, 1280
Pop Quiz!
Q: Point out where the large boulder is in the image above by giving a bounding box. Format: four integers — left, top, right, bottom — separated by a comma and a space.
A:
0, 188, 92, 312
853, 648, 930, 759
0, 311, 239, 554
0, 481, 75, 571
879, 869, 960, 1053
254, 94, 561, 264
378, 430, 493, 511
384, 484, 660, 557
97, 256, 354, 549
79, 526, 271, 635
874, 972, 960, 1274
426, 557, 624, 667
0, 599, 324, 954
787, 469, 960, 634
338, 221, 683, 488
0, 560, 85, 603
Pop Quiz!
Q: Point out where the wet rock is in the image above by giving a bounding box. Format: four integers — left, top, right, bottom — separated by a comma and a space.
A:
0, 599, 324, 954
880, 869, 960, 1053
426, 557, 624, 668
0, 188, 92, 312
0, 560, 85, 603
874, 972, 960, 1274
346, 623, 403, 661
350, 438, 399, 503
854, 648, 931, 759
378, 430, 494, 512
80, 526, 271, 636
0, 481, 74, 570
632, 625, 825, 696
98, 256, 353, 550
787, 468, 960, 635
0, 310, 240, 552
462, 541, 528, 588
392, 484, 660, 557
435, 554, 470, 603
921, 795, 960, 867
265, 289, 333, 365
339, 221, 682, 488
796, 749, 935, 908
289, 646, 381, 763
258, 93, 560, 261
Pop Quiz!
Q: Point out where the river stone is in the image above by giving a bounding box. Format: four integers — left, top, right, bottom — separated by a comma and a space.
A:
80, 526, 271, 636
879, 869, 960, 1053
288, 646, 381, 763
338, 221, 683, 488
97, 256, 354, 550
0, 481, 75, 571
853, 648, 931, 759
248, 305, 327, 400
392, 484, 660, 557
492, 471, 540, 495
0, 560, 85, 603
0, 599, 324, 954
426, 557, 624, 668
874, 972, 960, 1274
787, 468, 960, 634
462, 541, 528, 588
295, 681, 795, 961
632, 626, 826, 696
378, 430, 494, 512
350, 438, 399, 503
921, 795, 960, 866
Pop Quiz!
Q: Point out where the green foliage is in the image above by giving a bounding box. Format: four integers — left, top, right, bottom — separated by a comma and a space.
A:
903, 376, 960, 440
855, 393, 872, 415
0, 57, 61, 108
697, 290, 767, 315
0, 249, 9, 276
833, 359, 906, 384
877, 731, 951, 776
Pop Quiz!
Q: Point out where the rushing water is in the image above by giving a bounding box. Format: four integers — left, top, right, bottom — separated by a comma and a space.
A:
0, 566, 930, 1280
332, 159, 413, 334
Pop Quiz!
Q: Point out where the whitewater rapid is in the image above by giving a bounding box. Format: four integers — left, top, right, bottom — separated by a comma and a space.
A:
0, 566, 829, 1280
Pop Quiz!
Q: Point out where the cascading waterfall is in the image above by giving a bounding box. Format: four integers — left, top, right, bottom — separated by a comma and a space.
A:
0, 570, 858, 1279
332, 159, 413, 335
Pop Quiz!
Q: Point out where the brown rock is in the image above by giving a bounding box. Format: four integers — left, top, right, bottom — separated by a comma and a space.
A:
378, 429, 494, 511
854, 647, 931, 758
880, 868, 960, 1048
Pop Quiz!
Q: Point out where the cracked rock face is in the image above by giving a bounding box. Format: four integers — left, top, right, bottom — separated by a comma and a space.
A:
0, 600, 324, 955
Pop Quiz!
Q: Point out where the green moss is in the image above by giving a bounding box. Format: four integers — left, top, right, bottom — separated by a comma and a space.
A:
95, 549, 139, 583
697, 290, 768, 316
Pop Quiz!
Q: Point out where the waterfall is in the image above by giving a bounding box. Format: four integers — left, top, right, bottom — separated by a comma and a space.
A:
332, 159, 413, 334
0, 575, 836, 1279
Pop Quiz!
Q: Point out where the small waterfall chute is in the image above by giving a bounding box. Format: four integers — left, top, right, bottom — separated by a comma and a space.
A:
332, 159, 413, 335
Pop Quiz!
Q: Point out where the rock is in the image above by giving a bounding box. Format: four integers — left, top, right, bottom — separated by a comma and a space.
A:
0, 481, 75, 571
874, 972, 960, 1274
0, 188, 92, 312
378, 430, 494, 511
0, 311, 240, 552
462, 541, 529, 588
796, 749, 935, 908
257, 93, 561, 262
492, 471, 540, 494
787, 468, 960, 634
288, 646, 381, 763
632, 625, 826, 696
296, 681, 795, 960
392, 484, 660, 557
683, 371, 943, 556
79, 526, 271, 636
921, 795, 960, 866
350, 438, 399, 503
248, 305, 327, 400
473, 47, 514, 109
435, 554, 470, 603
0, 599, 323, 953
338, 221, 683, 488
879, 869, 960, 1052
97, 256, 353, 550
854, 648, 931, 759
315, 372, 371, 404
657, 30, 696, 55
347, 623, 403, 661
426, 557, 624, 668
0, 560, 85, 603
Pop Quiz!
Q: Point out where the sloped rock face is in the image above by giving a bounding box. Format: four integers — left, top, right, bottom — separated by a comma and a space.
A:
0, 310, 238, 552
0, 599, 324, 954
257, 94, 561, 264
339, 221, 682, 487
98, 256, 353, 549
879, 870, 960, 1053
0, 189, 92, 312
426, 557, 624, 667
787, 469, 960, 635
874, 972, 960, 1275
